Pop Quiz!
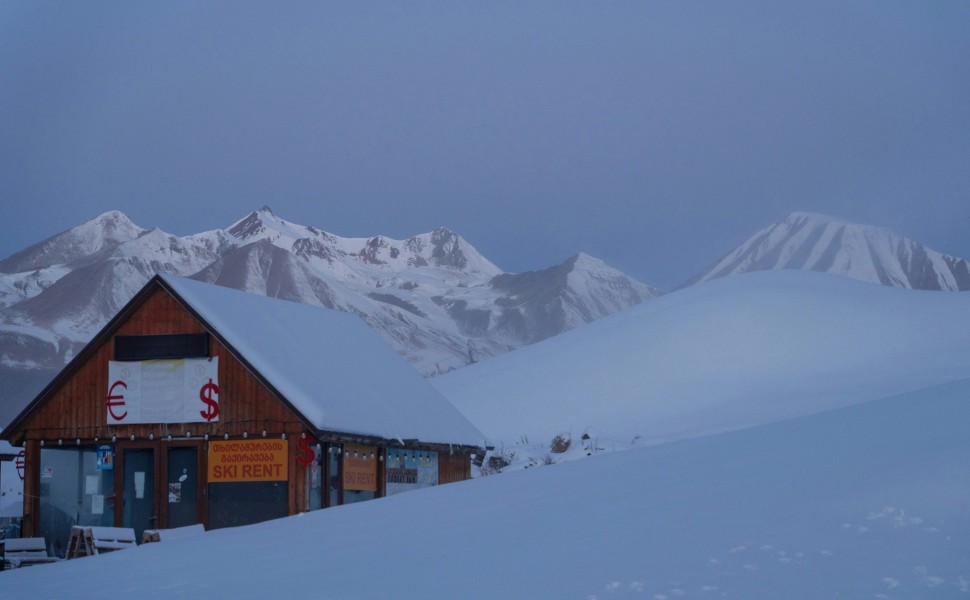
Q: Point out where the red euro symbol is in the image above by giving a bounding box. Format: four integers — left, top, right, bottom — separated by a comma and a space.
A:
105, 380, 128, 421
15, 450, 25, 481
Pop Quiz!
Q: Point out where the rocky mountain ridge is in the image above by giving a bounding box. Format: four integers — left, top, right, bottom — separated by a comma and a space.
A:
0, 207, 660, 377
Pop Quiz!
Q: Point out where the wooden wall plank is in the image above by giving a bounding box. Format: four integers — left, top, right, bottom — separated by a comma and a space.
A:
17, 286, 305, 443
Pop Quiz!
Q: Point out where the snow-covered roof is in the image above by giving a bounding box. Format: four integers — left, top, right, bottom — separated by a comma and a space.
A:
0, 440, 18, 458
159, 274, 485, 448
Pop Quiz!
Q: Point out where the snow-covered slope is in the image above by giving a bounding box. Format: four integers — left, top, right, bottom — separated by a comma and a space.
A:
0, 211, 145, 275
685, 212, 970, 290
5, 378, 968, 598
432, 270, 970, 448
0, 208, 657, 381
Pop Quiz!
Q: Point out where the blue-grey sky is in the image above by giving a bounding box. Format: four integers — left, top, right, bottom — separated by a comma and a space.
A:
2, 2, 968, 289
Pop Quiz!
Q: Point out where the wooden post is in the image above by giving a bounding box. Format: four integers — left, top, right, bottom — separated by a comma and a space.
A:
23, 439, 40, 537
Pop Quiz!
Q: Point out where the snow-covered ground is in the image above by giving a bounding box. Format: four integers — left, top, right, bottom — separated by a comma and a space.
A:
2, 378, 968, 598
3, 269, 969, 597
433, 271, 970, 459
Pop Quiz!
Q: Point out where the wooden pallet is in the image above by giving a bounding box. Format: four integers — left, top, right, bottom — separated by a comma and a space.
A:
0, 537, 60, 568
67, 526, 137, 558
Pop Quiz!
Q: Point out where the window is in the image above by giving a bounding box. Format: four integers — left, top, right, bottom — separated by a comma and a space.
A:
115, 333, 209, 361
38, 447, 114, 558
207, 481, 287, 529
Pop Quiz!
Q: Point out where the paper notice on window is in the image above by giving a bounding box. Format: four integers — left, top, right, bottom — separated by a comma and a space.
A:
91, 494, 104, 515
135, 471, 146, 499
85, 475, 100, 495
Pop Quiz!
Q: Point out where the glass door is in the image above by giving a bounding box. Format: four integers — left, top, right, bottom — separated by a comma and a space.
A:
122, 448, 156, 541
165, 446, 200, 528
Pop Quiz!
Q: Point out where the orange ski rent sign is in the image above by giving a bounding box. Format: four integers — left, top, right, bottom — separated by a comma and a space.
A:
208, 439, 288, 482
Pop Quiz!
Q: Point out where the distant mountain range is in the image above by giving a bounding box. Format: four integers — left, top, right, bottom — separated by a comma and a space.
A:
2, 208, 968, 420
0, 207, 659, 380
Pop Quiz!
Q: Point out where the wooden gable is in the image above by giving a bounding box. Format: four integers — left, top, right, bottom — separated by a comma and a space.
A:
8, 281, 306, 444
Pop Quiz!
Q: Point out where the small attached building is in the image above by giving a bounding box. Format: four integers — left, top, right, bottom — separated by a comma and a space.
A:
2, 274, 485, 556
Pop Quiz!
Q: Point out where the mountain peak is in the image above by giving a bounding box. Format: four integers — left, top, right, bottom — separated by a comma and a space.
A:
685, 213, 970, 291
0, 210, 145, 273
94, 210, 135, 223
83, 210, 142, 234
567, 252, 602, 267
430, 226, 456, 237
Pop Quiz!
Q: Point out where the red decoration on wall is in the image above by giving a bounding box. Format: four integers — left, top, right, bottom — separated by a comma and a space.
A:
15, 450, 25, 481
296, 434, 316, 466
199, 378, 220, 422
105, 380, 128, 421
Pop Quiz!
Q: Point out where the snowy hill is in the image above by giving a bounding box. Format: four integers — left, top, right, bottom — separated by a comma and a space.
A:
0, 208, 658, 386
432, 270, 970, 451
684, 212, 970, 290
4, 378, 968, 598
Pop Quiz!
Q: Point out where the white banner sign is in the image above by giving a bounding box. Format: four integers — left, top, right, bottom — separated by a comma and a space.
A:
385, 448, 438, 496
106, 358, 219, 425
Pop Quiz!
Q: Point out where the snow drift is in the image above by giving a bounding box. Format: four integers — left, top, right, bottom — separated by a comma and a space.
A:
432, 270, 970, 447
3, 378, 968, 598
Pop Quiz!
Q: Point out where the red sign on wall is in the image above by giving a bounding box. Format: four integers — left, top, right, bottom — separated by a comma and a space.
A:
106, 358, 219, 424
15, 450, 25, 481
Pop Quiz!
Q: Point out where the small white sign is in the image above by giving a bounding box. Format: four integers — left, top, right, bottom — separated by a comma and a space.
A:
41, 466, 54, 480
85, 475, 100, 495
91, 494, 104, 516
134, 471, 146, 499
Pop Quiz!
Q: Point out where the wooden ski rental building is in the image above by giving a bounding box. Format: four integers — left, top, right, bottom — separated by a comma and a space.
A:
2, 274, 485, 556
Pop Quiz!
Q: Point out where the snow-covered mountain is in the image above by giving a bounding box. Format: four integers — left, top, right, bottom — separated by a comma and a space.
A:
0, 207, 659, 383
684, 212, 970, 290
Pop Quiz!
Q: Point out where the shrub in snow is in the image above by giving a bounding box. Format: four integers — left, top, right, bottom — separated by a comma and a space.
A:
550, 434, 571, 454
480, 448, 516, 475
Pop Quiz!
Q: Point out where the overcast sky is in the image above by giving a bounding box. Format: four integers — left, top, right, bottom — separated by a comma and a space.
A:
1, 2, 968, 289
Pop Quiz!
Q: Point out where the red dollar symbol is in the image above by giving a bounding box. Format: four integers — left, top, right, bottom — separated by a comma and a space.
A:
297, 435, 316, 466
199, 379, 220, 422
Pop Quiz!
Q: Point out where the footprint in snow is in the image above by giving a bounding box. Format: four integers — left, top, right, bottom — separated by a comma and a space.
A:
868, 507, 925, 528
914, 566, 945, 588
882, 577, 900, 589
